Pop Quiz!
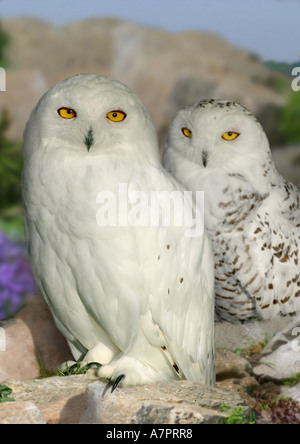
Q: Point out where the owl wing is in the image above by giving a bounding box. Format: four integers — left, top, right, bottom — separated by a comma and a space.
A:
223, 179, 300, 320
278, 180, 300, 226
252, 181, 300, 318
145, 173, 215, 385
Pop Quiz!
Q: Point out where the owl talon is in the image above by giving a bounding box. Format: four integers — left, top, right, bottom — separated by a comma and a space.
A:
102, 374, 125, 398
60, 360, 101, 375
85, 362, 102, 371
112, 374, 125, 392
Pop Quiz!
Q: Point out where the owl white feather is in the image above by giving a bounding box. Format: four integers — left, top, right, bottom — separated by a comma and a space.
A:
22, 74, 215, 386
163, 99, 300, 323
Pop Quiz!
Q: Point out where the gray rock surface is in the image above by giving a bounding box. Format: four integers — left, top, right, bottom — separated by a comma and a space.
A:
215, 316, 293, 351
281, 383, 300, 404
81, 379, 247, 424
3, 374, 96, 424
1, 295, 300, 423
253, 317, 300, 381
0, 401, 46, 424
0, 376, 247, 424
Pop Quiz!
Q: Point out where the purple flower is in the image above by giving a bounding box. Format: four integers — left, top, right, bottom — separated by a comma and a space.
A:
0, 232, 37, 320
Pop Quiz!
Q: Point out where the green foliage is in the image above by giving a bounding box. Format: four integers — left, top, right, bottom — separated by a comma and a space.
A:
0, 21, 24, 238
221, 403, 256, 424
0, 385, 15, 403
265, 60, 300, 144
264, 60, 300, 76
0, 109, 24, 236
57, 360, 101, 376
0, 22, 9, 67
280, 91, 300, 144
283, 372, 300, 387
233, 336, 268, 357
57, 361, 89, 376
0, 216, 25, 240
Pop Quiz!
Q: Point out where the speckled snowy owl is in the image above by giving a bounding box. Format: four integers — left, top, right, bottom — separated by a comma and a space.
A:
163, 99, 300, 323
22, 74, 215, 387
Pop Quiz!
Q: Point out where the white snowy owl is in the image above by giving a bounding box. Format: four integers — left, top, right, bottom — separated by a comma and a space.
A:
22, 74, 215, 387
163, 99, 300, 323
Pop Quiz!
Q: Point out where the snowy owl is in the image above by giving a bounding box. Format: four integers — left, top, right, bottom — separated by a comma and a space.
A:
22, 74, 215, 387
163, 99, 300, 323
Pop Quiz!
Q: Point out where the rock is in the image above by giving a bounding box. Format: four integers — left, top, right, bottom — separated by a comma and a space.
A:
281, 383, 300, 404
0, 294, 72, 381
4, 374, 97, 424
0, 69, 49, 141
0, 401, 46, 424
80, 380, 247, 424
216, 349, 252, 380
272, 146, 300, 187
1, 376, 247, 424
253, 317, 300, 381
0, 293, 295, 408
215, 316, 292, 351
0, 316, 40, 380
216, 350, 259, 408
1, 17, 285, 147
216, 377, 259, 409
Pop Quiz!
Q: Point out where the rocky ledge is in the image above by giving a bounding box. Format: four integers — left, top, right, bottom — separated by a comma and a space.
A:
1, 295, 300, 424
0, 376, 247, 424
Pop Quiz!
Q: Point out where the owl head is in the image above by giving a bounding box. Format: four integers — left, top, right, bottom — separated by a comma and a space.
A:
164, 100, 274, 190
23, 73, 159, 164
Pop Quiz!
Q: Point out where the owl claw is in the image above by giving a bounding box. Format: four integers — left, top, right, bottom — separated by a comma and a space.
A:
102, 374, 125, 398
60, 360, 101, 375
112, 374, 125, 392
85, 362, 102, 371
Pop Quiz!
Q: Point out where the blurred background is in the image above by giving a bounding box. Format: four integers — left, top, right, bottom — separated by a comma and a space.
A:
0, 0, 299, 319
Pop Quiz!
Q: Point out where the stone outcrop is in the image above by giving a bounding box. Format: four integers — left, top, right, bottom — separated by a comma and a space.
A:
0, 294, 72, 381
0, 401, 46, 424
253, 317, 300, 386
272, 146, 300, 188
1, 294, 300, 423
1, 375, 247, 424
81, 379, 247, 424
3, 375, 96, 424
1, 17, 285, 148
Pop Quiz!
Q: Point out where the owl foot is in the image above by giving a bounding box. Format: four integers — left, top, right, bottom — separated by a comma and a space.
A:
97, 355, 172, 386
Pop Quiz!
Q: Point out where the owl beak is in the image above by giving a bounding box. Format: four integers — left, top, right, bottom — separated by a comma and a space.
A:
84, 127, 95, 152
202, 150, 208, 168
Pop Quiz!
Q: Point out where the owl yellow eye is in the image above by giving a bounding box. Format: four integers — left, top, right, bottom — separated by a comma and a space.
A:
181, 127, 192, 138
222, 131, 240, 141
57, 107, 77, 119
106, 110, 127, 122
